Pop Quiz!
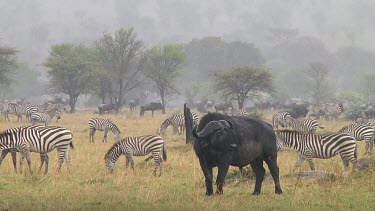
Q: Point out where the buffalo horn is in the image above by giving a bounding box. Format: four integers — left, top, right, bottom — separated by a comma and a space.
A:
196, 121, 226, 138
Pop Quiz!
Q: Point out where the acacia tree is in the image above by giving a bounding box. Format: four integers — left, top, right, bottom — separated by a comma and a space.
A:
143, 44, 185, 114
214, 67, 274, 109
96, 28, 144, 112
0, 45, 18, 86
44, 43, 96, 113
305, 63, 331, 104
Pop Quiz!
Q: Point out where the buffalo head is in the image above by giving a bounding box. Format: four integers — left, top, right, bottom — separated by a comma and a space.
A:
192, 120, 236, 149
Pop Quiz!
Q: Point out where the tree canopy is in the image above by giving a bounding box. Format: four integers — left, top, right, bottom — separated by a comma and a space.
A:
0, 45, 18, 86
96, 28, 144, 112
214, 67, 274, 109
44, 43, 96, 112
143, 44, 185, 113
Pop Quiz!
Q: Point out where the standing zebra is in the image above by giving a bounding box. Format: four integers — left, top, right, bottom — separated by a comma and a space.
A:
338, 123, 375, 155
227, 108, 248, 116
275, 130, 357, 171
323, 103, 344, 122
88, 118, 121, 143
0, 126, 74, 174
287, 117, 324, 133
31, 109, 61, 126
272, 112, 291, 129
159, 112, 199, 135
104, 134, 167, 176
0, 128, 34, 173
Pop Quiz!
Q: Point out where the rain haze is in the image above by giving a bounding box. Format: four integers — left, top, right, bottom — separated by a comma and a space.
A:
1, 0, 375, 109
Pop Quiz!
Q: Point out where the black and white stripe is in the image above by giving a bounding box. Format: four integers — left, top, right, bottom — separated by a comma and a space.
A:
159, 112, 199, 135
287, 117, 324, 133
323, 103, 344, 122
272, 112, 291, 129
31, 109, 61, 126
104, 134, 167, 176
0, 126, 74, 174
89, 118, 121, 142
339, 123, 375, 155
275, 130, 357, 170
227, 108, 248, 116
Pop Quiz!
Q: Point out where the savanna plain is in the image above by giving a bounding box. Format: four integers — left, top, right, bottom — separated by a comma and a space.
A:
0, 109, 374, 210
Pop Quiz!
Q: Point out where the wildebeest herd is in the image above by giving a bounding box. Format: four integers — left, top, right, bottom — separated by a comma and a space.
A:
0, 99, 374, 196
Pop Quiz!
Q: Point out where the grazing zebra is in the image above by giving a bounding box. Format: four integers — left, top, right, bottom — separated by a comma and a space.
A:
356, 118, 375, 126
272, 112, 291, 129
323, 103, 344, 122
0, 126, 74, 174
275, 130, 357, 171
159, 112, 199, 135
104, 134, 167, 176
227, 108, 248, 116
31, 109, 61, 126
287, 117, 324, 133
88, 118, 121, 142
338, 123, 375, 155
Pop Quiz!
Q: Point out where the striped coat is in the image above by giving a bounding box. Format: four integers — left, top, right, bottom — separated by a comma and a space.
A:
88, 118, 121, 142
339, 123, 375, 155
105, 134, 167, 176
275, 130, 357, 171
287, 117, 324, 133
159, 112, 199, 135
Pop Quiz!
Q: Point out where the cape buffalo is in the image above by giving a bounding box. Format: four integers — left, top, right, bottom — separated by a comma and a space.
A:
98, 103, 116, 114
193, 113, 282, 195
140, 102, 163, 117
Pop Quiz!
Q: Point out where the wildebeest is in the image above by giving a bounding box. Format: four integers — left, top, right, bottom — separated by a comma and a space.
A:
98, 103, 116, 114
192, 113, 282, 195
214, 102, 233, 114
283, 104, 309, 119
128, 99, 140, 112
140, 102, 163, 117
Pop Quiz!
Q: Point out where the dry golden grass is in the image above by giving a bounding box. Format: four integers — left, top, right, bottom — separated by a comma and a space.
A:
0, 109, 374, 210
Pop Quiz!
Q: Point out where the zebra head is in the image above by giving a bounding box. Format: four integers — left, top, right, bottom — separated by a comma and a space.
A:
104, 154, 115, 174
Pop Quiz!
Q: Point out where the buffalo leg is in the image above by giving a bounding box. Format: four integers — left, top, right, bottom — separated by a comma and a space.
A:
264, 155, 283, 194
198, 157, 213, 195
250, 158, 265, 195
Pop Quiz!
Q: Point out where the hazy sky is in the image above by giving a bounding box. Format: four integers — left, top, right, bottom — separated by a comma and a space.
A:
1, 0, 375, 65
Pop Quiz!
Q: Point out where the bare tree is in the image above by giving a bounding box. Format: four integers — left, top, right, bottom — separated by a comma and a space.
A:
96, 28, 144, 112
305, 63, 329, 104
0, 46, 17, 86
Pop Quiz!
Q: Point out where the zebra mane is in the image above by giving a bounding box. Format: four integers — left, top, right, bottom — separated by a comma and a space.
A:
104, 141, 123, 159
0, 130, 13, 138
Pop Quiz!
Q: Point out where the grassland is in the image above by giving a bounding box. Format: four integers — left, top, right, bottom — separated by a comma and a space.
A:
0, 109, 374, 210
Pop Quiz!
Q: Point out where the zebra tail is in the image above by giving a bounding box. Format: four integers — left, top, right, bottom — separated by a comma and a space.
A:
70, 142, 75, 150
318, 125, 325, 129
162, 144, 167, 161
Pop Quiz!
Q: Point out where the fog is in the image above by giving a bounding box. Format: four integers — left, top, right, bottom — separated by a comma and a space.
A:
1, 0, 375, 105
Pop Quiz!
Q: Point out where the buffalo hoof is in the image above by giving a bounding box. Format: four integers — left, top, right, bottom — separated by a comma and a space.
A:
206, 191, 213, 196
252, 191, 260, 195
215, 190, 223, 195
275, 189, 283, 194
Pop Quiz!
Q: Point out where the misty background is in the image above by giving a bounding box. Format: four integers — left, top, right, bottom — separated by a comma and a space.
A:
1, 0, 374, 108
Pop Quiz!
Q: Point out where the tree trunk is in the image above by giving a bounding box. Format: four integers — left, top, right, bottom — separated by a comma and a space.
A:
161, 91, 166, 114
69, 94, 78, 113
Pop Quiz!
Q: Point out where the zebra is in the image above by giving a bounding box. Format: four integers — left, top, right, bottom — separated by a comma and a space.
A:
158, 112, 199, 135
287, 117, 324, 133
323, 103, 344, 122
104, 134, 167, 176
272, 112, 291, 129
356, 118, 375, 126
0, 126, 74, 174
338, 123, 375, 155
88, 118, 121, 142
31, 109, 61, 126
227, 108, 248, 116
275, 130, 357, 171
3, 102, 23, 122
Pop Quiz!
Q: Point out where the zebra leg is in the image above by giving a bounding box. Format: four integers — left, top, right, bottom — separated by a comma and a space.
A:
57, 150, 65, 172
44, 154, 49, 174
306, 156, 315, 171
158, 155, 163, 177
89, 129, 95, 143
103, 130, 108, 142
294, 153, 306, 172
10, 150, 17, 173
152, 152, 159, 176
64, 151, 71, 172
19, 152, 25, 174
340, 154, 350, 171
